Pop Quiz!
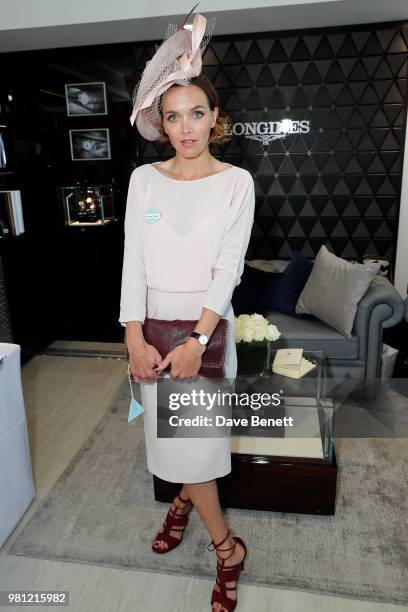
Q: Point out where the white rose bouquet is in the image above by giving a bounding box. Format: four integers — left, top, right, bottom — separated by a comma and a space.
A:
235, 313, 281, 375
235, 313, 281, 343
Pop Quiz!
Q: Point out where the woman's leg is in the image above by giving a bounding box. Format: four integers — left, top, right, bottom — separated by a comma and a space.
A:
183, 480, 246, 611
153, 488, 192, 552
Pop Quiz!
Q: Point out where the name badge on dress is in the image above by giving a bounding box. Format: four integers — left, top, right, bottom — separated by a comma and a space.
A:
144, 208, 161, 223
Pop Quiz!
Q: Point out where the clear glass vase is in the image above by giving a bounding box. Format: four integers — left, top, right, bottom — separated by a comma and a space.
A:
236, 340, 270, 376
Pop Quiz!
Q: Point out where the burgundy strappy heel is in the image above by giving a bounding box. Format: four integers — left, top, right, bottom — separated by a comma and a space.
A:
207, 529, 247, 611
152, 491, 193, 554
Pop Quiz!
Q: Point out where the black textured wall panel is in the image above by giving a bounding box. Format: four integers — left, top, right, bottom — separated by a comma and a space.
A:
137, 23, 408, 263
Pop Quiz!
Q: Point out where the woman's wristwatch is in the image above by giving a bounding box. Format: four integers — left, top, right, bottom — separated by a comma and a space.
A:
190, 331, 209, 348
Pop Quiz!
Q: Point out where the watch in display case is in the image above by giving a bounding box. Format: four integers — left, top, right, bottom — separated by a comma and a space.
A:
60, 182, 117, 226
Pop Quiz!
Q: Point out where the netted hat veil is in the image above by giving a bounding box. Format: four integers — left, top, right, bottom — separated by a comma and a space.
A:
130, 4, 216, 141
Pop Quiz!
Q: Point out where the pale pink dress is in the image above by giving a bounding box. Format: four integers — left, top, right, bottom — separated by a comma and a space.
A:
119, 162, 255, 483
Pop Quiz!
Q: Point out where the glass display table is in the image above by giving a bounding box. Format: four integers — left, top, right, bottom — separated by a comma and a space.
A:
153, 349, 337, 515
231, 349, 334, 464
223, 349, 336, 514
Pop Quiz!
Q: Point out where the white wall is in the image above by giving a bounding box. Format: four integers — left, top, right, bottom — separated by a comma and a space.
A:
394, 107, 408, 298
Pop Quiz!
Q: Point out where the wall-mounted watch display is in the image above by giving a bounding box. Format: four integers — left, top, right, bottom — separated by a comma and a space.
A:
0, 94, 15, 172
60, 183, 117, 226
0, 127, 8, 170
69, 128, 111, 161
65, 82, 108, 117
0, 190, 25, 238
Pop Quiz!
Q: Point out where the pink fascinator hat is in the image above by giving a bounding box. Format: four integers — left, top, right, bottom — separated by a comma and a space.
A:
129, 3, 217, 141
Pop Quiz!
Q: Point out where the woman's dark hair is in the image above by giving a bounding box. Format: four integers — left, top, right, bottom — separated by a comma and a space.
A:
157, 74, 232, 147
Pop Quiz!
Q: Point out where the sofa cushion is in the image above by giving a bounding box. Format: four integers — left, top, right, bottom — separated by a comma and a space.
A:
245, 258, 290, 273
264, 310, 359, 359
296, 245, 381, 338
232, 264, 283, 315
269, 251, 314, 316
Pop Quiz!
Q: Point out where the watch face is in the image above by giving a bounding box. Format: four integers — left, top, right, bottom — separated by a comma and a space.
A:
199, 335, 208, 345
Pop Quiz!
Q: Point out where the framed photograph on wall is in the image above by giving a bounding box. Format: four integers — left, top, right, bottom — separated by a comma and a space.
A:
65, 82, 108, 116
69, 128, 111, 161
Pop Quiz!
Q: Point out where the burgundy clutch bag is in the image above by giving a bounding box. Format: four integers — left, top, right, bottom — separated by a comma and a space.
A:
124, 317, 228, 380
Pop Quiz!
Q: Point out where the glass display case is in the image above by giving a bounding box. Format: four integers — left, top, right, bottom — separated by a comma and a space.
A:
60, 183, 117, 226
232, 349, 334, 464
154, 349, 338, 515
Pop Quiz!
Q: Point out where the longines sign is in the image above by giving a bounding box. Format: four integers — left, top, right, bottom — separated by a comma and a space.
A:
225, 119, 311, 145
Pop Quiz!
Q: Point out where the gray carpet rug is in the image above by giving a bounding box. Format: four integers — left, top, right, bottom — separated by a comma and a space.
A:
9, 377, 408, 605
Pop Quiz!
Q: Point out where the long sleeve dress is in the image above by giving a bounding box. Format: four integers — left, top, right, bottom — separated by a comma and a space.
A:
119, 162, 255, 483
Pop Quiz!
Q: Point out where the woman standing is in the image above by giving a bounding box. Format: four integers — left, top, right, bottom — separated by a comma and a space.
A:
119, 10, 255, 612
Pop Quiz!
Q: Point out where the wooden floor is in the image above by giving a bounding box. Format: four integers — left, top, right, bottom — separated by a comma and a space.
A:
0, 348, 405, 612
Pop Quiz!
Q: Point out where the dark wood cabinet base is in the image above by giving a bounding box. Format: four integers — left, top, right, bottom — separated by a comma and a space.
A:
153, 449, 338, 515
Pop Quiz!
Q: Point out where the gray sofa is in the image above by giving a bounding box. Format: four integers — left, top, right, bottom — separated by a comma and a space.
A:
263, 274, 404, 381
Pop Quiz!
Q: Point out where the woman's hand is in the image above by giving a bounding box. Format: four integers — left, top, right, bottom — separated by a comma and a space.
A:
155, 338, 206, 380
128, 339, 163, 382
